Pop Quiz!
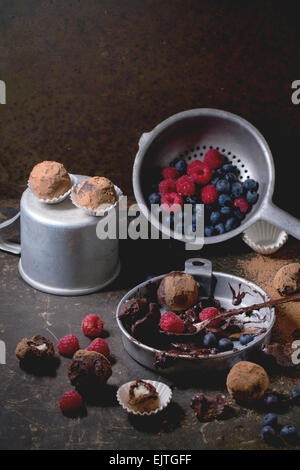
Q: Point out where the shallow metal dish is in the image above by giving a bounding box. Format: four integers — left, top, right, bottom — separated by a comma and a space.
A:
116, 258, 275, 376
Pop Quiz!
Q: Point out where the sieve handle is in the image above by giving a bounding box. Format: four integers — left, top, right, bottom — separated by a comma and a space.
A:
0, 212, 21, 255
261, 202, 300, 240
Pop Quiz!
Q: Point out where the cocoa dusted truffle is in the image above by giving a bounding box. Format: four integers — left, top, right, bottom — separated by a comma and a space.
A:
128, 379, 159, 413
15, 335, 55, 361
157, 271, 198, 311
75, 176, 117, 211
29, 161, 71, 200
226, 361, 269, 403
68, 349, 112, 389
273, 263, 300, 296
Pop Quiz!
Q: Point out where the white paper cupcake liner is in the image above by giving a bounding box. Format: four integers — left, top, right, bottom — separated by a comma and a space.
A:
28, 173, 77, 204
116, 379, 172, 416
242, 220, 288, 255
70, 181, 122, 217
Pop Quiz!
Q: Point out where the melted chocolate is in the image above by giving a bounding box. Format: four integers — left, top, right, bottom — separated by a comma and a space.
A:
228, 282, 252, 306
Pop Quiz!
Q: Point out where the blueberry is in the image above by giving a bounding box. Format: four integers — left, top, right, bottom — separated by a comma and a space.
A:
243, 179, 258, 191
264, 394, 279, 409
206, 204, 216, 213
280, 425, 297, 439
185, 196, 197, 205
291, 389, 300, 404
214, 223, 225, 235
220, 206, 232, 217
211, 177, 220, 186
239, 334, 254, 345
218, 338, 233, 351
216, 168, 225, 176
223, 163, 237, 173
216, 179, 231, 194
263, 413, 278, 427
232, 182, 243, 198
203, 332, 217, 348
246, 190, 259, 204
204, 225, 215, 237
148, 193, 160, 205
225, 216, 239, 232
210, 211, 222, 225
261, 425, 276, 443
174, 159, 187, 174
233, 208, 245, 220
225, 172, 237, 183
218, 194, 232, 207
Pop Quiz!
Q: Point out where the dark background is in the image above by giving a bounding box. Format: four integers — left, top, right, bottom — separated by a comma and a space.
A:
1, 0, 300, 218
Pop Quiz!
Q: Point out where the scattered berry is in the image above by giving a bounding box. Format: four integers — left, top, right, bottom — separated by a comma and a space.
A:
176, 175, 196, 196
162, 166, 180, 180
81, 314, 104, 337
199, 307, 220, 327
263, 413, 278, 427
264, 394, 279, 409
261, 425, 276, 443
174, 160, 187, 174
203, 332, 217, 348
60, 391, 83, 413
159, 179, 176, 195
243, 178, 258, 191
233, 197, 249, 213
239, 334, 254, 345
246, 190, 259, 205
148, 193, 160, 205
87, 338, 110, 357
203, 149, 225, 169
291, 389, 300, 404
216, 179, 231, 194
160, 311, 185, 334
201, 185, 218, 204
161, 192, 183, 212
189, 162, 212, 185
280, 425, 297, 439
218, 338, 234, 352
57, 334, 79, 356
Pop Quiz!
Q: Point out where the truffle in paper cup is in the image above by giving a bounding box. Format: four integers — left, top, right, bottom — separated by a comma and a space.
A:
117, 379, 172, 416
242, 220, 288, 255
28, 173, 77, 205
70, 182, 122, 217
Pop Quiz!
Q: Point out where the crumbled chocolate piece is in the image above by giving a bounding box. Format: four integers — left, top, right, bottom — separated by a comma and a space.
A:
15, 335, 55, 361
262, 343, 298, 368
154, 351, 176, 369
191, 393, 232, 421
131, 303, 160, 340
118, 298, 149, 329
68, 349, 112, 389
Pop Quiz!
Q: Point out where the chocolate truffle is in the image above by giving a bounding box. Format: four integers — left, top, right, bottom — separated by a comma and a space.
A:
226, 361, 269, 403
157, 271, 198, 311
68, 349, 112, 389
29, 161, 71, 200
273, 263, 300, 296
128, 380, 159, 413
75, 176, 117, 210
15, 335, 55, 361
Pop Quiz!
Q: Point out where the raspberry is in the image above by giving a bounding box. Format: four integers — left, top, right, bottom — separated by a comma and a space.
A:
81, 314, 104, 337
201, 184, 218, 204
203, 149, 225, 169
87, 338, 110, 357
176, 175, 196, 196
233, 197, 249, 213
161, 192, 183, 213
188, 161, 212, 185
187, 160, 202, 174
60, 391, 83, 413
199, 307, 220, 327
160, 312, 185, 334
57, 334, 79, 356
159, 179, 176, 195
162, 166, 180, 180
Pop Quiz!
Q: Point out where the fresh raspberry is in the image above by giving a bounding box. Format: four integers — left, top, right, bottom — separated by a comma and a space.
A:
57, 334, 79, 356
160, 312, 185, 334
233, 197, 249, 213
162, 166, 180, 180
87, 338, 110, 357
199, 307, 220, 327
188, 161, 212, 185
203, 149, 225, 169
59, 391, 83, 413
161, 192, 183, 213
158, 179, 177, 195
176, 175, 196, 196
81, 314, 104, 337
201, 184, 218, 204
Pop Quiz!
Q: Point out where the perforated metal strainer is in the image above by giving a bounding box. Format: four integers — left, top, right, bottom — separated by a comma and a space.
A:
133, 108, 300, 244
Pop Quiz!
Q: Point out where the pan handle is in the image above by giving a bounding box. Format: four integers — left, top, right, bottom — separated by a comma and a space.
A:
260, 201, 300, 240
0, 211, 21, 255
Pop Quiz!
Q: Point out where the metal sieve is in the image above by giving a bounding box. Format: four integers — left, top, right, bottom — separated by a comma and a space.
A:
133, 108, 300, 244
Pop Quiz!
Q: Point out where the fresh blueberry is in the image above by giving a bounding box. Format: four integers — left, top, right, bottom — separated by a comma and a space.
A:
246, 190, 259, 204
185, 196, 197, 205
233, 208, 245, 220
280, 425, 297, 439
211, 177, 220, 186
148, 193, 160, 205
232, 182, 243, 198
210, 211, 222, 225
204, 225, 215, 237
263, 413, 278, 428
216, 179, 231, 194
218, 338, 233, 351
174, 159, 187, 174
243, 179, 258, 191
218, 194, 232, 207
239, 334, 254, 345
216, 168, 225, 176
203, 332, 217, 348
225, 216, 239, 232
264, 394, 279, 409
225, 172, 238, 183
261, 425, 276, 443
214, 223, 225, 235
206, 204, 216, 213
223, 163, 237, 173
291, 389, 300, 404
220, 206, 232, 216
